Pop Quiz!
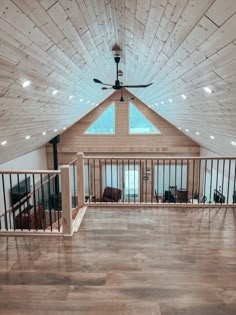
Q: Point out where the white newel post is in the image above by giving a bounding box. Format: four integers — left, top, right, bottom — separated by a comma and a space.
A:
61, 165, 73, 236
77, 152, 85, 209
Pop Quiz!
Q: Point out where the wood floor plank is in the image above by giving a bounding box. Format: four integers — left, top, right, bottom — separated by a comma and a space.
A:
1, 207, 236, 314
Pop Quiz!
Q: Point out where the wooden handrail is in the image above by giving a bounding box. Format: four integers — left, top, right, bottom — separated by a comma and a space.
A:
68, 158, 77, 165
83, 155, 236, 160
0, 170, 60, 175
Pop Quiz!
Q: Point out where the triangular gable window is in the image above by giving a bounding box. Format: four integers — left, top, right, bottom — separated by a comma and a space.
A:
129, 103, 160, 134
85, 103, 115, 134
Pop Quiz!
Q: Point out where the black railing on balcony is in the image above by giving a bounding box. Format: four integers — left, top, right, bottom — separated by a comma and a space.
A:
79, 156, 236, 206
0, 170, 62, 232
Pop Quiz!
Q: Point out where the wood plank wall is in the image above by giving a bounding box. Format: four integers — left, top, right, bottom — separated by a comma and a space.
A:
46, 90, 200, 167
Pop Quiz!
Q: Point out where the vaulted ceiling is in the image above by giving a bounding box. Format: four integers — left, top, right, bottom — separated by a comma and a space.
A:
0, 0, 236, 164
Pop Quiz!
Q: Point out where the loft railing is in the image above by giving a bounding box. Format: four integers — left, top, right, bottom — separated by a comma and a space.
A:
0, 166, 73, 236
76, 153, 236, 207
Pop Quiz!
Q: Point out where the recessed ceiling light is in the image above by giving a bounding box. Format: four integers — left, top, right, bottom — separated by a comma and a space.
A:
204, 87, 212, 94
161, 101, 164, 105
210, 135, 215, 139
1, 140, 7, 146
52, 90, 58, 95
92, 102, 95, 105
63, 127, 66, 130
181, 94, 187, 99
168, 98, 173, 103
69, 95, 74, 99
25, 135, 30, 140
178, 127, 181, 130
196, 131, 200, 135
22, 80, 31, 88
54, 129, 58, 132
231, 141, 236, 146
155, 103, 158, 106
42, 132, 46, 136
87, 101, 90, 104
185, 129, 189, 132
80, 98, 83, 102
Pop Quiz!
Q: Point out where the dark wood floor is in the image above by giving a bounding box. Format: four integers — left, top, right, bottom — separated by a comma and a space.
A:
1, 207, 236, 314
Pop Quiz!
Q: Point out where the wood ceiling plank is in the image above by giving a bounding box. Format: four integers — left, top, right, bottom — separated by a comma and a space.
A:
163, 0, 215, 57
0, 0, 53, 51
206, 0, 236, 27
198, 13, 236, 58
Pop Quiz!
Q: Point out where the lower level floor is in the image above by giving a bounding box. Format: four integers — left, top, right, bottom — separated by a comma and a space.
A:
1, 206, 236, 314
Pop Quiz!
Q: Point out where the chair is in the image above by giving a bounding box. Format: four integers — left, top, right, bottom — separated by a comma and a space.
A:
164, 190, 176, 202
102, 186, 122, 202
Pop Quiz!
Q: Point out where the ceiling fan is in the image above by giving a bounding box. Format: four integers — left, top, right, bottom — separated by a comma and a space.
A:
93, 55, 153, 90
112, 89, 135, 102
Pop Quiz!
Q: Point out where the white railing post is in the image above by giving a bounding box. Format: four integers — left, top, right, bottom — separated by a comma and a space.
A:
61, 165, 73, 236
77, 152, 85, 208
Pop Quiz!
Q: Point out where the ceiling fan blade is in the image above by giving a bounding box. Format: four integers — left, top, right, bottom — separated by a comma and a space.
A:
122, 83, 153, 88
102, 87, 113, 90
93, 78, 112, 86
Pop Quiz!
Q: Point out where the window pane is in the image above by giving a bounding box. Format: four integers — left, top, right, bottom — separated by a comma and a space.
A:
129, 102, 160, 134
85, 103, 115, 134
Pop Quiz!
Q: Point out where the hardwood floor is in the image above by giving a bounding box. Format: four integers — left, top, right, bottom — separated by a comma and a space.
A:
1, 207, 236, 314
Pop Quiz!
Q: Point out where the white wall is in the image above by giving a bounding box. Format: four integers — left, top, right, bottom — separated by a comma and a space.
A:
0, 146, 47, 171
0, 147, 48, 215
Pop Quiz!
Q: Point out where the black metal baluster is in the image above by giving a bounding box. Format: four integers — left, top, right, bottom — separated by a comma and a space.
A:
226, 159, 231, 205
111, 159, 113, 191
169, 160, 171, 203
134, 159, 136, 204
128, 159, 130, 203
88, 159, 90, 203
32, 174, 38, 231
204, 159, 207, 203
116, 159, 118, 190
25, 174, 30, 230
186, 159, 189, 204
93, 159, 96, 203
122, 159, 125, 203
175, 159, 177, 203
9, 174, 15, 230
222, 159, 225, 203
48, 174, 52, 231
145, 159, 147, 203
192, 159, 195, 204
181, 159, 183, 191
2, 174, 8, 230
40, 174, 46, 231
57, 174, 61, 231
105, 159, 107, 195
163, 160, 165, 203
99, 159, 102, 201
139, 159, 141, 204
157, 159, 159, 202
209, 160, 213, 203
233, 160, 236, 204
17, 174, 23, 230
197, 160, 201, 204
215, 160, 219, 204
73, 163, 76, 207
151, 159, 153, 203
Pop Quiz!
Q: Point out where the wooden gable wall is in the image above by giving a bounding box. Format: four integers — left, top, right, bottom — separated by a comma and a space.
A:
46, 90, 200, 167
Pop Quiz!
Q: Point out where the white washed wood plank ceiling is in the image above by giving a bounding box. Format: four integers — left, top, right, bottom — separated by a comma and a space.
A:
0, 0, 236, 163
